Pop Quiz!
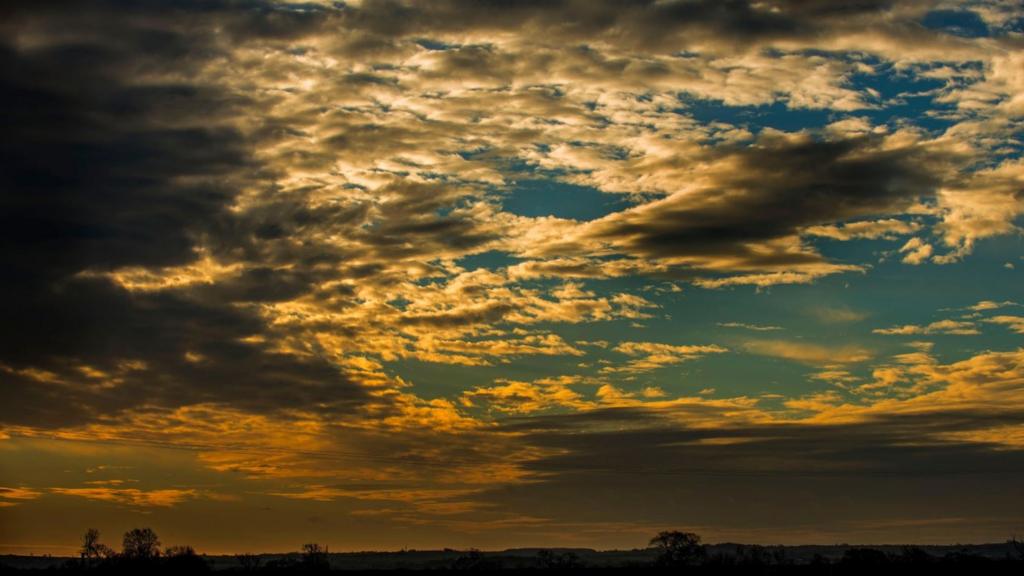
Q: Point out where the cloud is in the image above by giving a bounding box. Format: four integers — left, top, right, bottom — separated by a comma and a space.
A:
603, 341, 728, 374
717, 322, 783, 331
967, 300, 1019, 311
0, 486, 42, 506
411, 333, 586, 367
810, 369, 860, 386
873, 319, 981, 335
7, 399, 537, 518
811, 306, 868, 324
933, 156, 1024, 262
319, 0, 925, 57
491, 405, 1024, 543
479, 345, 1024, 542
743, 339, 872, 365
462, 378, 592, 415
580, 131, 944, 278
48, 487, 201, 508
899, 237, 934, 265
804, 218, 921, 241
268, 485, 484, 516
986, 315, 1024, 334
0, 3, 391, 428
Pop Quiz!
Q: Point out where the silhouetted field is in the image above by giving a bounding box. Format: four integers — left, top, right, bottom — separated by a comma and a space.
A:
4, 529, 1022, 574
4, 547, 1024, 575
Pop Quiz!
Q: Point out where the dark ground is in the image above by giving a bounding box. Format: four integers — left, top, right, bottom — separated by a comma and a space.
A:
3, 542, 1023, 574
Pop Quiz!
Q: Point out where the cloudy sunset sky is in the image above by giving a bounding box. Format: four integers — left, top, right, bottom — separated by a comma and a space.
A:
2, 0, 1024, 554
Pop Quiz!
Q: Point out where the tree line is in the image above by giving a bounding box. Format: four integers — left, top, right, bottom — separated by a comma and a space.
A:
71, 527, 332, 573
2, 528, 1023, 574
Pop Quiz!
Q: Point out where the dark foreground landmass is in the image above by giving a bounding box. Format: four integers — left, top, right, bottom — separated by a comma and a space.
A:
4, 541, 1024, 575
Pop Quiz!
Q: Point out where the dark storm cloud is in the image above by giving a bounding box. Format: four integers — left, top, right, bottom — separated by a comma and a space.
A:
0, 46, 247, 279
0, 0, 521, 430
348, 182, 503, 260
0, 278, 368, 429
2, 0, 924, 66
210, 195, 371, 268
586, 132, 947, 265
488, 406, 1024, 536
216, 183, 498, 271
341, 0, 911, 51
0, 0, 370, 427
193, 267, 323, 303
3, 0, 332, 46
509, 407, 1024, 477
369, 216, 499, 253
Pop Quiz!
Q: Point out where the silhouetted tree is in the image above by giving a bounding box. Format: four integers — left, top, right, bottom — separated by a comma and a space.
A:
80, 528, 112, 564
122, 527, 161, 560
649, 531, 705, 567
300, 543, 329, 571
165, 545, 209, 572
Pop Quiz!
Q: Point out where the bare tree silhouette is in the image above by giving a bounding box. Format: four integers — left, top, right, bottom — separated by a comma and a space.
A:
649, 530, 705, 567
121, 528, 161, 560
80, 528, 112, 565
165, 544, 209, 572
300, 543, 329, 570
164, 545, 195, 557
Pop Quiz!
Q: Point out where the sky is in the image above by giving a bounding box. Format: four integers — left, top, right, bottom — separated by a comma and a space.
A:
1, 0, 1024, 555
